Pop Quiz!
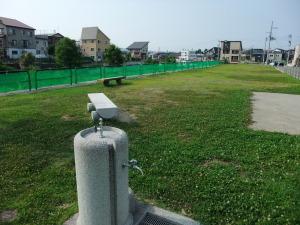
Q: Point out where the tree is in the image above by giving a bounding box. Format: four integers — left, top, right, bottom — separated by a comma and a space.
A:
48, 45, 55, 56
145, 57, 159, 64
163, 55, 176, 64
104, 44, 124, 66
19, 53, 35, 69
55, 37, 81, 67
195, 49, 202, 54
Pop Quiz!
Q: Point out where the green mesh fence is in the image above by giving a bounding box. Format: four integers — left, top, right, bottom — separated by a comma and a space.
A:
0, 71, 31, 92
0, 61, 221, 93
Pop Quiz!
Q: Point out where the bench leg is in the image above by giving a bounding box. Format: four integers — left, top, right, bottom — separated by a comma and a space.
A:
116, 79, 122, 85
103, 80, 110, 86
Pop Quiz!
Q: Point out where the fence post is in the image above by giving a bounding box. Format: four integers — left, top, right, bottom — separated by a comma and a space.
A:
70, 69, 73, 85
34, 71, 38, 90
139, 64, 142, 75
27, 71, 32, 92
75, 68, 78, 84
164, 63, 166, 73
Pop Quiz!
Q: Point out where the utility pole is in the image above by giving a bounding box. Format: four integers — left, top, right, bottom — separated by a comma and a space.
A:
266, 21, 278, 64
267, 21, 277, 50
263, 37, 268, 63
287, 34, 292, 65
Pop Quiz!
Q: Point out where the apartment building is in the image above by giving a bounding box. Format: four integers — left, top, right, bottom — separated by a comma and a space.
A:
220, 41, 242, 63
0, 16, 36, 59
35, 35, 48, 58
81, 27, 110, 61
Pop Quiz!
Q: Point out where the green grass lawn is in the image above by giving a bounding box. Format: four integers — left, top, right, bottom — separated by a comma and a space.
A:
0, 64, 300, 225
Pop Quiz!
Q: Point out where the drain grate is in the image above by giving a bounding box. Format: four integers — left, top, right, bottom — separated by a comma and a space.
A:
138, 213, 183, 225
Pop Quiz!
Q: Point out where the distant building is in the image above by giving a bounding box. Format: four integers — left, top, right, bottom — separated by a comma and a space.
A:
0, 16, 36, 59
150, 52, 180, 61
204, 47, 220, 60
241, 49, 264, 63
81, 27, 110, 61
127, 42, 149, 60
179, 50, 197, 62
220, 41, 242, 63
47, 33, 64, 47
266, 49, 283, 64
35, 35, 48, 58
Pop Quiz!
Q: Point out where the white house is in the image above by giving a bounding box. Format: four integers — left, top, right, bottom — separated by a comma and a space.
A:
266, 50, 283, 64
179, 50, 197, 62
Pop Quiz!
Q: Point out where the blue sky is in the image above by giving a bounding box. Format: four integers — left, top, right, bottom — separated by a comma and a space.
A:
2, 0, 300, 51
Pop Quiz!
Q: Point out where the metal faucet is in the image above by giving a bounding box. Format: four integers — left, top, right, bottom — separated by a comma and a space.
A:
123, 159, 144, 175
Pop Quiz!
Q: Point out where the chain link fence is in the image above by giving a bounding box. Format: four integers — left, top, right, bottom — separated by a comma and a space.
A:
277, 66, 300, 80
0, 61, 221, 93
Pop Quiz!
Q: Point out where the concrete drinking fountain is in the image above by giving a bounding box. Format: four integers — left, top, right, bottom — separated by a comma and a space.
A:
64, 93, 200, 225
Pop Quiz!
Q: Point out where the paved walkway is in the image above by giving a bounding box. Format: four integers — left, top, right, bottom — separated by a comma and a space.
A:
250, 92, 300, 135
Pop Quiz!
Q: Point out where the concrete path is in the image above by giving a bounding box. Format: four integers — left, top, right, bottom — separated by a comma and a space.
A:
250, 92, 300, 135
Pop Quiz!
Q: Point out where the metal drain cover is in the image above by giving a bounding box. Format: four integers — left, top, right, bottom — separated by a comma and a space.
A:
138, 213, 183, 225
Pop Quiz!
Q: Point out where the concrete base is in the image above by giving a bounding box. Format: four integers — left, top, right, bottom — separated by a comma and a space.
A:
64, 189, 200, 225
250, 92, 300, 135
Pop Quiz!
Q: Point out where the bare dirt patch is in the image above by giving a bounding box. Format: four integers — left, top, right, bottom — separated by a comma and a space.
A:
202, 159, 231, 167
115, 109, 137, 123
0, 209, 17, 222
61, 115, 77, 121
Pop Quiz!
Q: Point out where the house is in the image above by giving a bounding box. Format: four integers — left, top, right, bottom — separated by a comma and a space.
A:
266, 49, 283, 64
220, 41, 242, 63
179, 50, 197, 62
127, 42, 149, 60
204, 47, 220, 60
241, 49, 264, 63
0, 16, 36, 59
35, 35, 48, 58
151, 52, 180, 61
47, 33, 64, 47
81, 27, 110, 61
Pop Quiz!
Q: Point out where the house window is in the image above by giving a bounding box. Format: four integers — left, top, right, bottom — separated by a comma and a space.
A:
0, 28, 4, 34
36, 40, 39, 44
12, 50, 18, 55
11, 40, 17, 46
23, 40, 29, 48
8, 28, 13, 35
231, 56, 239, 62
232, 50, 239, 54
91, 40, 94, 43
36, 50, 41, 54
91, 48, 94, 51
98, 40, 100, 44
83, 40, 87, 44
0, 40, 3, 47
23, 30, 26, 35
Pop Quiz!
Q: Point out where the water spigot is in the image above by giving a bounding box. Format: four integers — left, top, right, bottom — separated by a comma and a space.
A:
123, 159, 144, 175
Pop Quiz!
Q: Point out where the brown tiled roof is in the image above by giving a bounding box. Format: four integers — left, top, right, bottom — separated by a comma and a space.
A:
0, 16, 35, 30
